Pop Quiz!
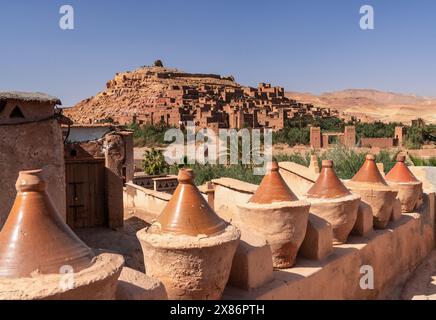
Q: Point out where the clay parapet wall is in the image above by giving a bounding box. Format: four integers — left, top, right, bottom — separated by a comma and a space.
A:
124, 182, 171, 222
278, 162, 318, 197
223, 192, 435, 299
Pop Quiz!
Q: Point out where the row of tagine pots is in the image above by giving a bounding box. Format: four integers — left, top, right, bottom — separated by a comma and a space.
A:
0, 154, 423, 300
136, 153, 423, 300
238, 154, 423, 271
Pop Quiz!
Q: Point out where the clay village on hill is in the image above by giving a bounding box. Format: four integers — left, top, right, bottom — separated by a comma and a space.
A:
65, 61, 348, 132
1, 61, 436, 301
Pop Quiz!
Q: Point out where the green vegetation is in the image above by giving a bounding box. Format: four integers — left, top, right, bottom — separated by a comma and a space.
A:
355, 122, 400, 139
410, 155, 436, 166
141, 144, 405, 185
273, 116, 435, 149
275, 145, 400, 179
141, 148, 169, 175
169, 163, 263, 186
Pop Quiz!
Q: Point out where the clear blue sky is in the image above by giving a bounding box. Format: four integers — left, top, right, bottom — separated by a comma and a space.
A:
1, 0, 436, 106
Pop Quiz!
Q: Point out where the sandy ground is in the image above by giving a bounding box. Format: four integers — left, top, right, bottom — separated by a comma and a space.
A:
75, 213, 151, 273
400, 250, 436, 300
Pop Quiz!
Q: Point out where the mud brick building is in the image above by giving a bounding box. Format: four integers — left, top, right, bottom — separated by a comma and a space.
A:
63, 124, 134, 229
0, 92, 66, 229
66, 65, 345, 133
310, 125, 405, 149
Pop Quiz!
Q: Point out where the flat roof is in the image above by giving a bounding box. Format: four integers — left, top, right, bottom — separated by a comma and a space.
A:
0, 91, 62, 105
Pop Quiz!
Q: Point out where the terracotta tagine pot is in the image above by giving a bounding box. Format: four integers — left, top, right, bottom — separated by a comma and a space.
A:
0, 170, 124, 300
304, 160, 360, 244
249, 162, 298, 203
137, 168, 240, 300
345, 155, 397, 229
154, 169, 227, 236
385, 155, 423, 212
0, 170, 94, 278
237, 162, 310, 268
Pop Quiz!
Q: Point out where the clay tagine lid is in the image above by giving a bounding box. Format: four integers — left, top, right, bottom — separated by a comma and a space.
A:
385, 155, 419, 183
351, 154, 388, 185
307, 160, 351, 199
154, 169, 227, 236
0, 170, 94, 279
249, 161, 298, 204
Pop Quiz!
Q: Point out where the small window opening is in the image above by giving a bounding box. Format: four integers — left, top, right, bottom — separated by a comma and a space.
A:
9, 106, 25, 118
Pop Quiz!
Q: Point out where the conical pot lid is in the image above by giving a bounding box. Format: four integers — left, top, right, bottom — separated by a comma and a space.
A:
351, 154, 387, 185
0, 170, 94, 279
307, 160, 351, 199
385, 155, 419, 183
155, 169, 227, 236
249, 161, 298, 204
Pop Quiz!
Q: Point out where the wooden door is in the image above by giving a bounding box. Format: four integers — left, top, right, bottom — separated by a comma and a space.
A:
65, 160, 106, 229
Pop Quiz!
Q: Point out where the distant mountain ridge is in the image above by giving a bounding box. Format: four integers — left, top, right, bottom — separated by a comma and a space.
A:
285, 89, 436, 124
64, 62, 436, 125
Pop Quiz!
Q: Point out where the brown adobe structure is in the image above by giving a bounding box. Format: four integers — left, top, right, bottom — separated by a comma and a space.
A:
0, 92, 66, 229
64, 63, 344, 132
63, 124, 134, 229
310, 125, 406, 149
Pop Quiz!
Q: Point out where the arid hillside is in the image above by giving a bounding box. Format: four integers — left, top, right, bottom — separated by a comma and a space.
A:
64, 62, 435, 126
286, 89, 436, 124
64, 64, 239, 123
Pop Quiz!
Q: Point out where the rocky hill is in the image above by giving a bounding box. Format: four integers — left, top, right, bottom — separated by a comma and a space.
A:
64, 62, 435, 125
64, 64, 239, 123
286, 89, 436, 124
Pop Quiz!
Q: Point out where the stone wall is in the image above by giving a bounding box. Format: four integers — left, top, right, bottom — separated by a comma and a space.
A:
278, 162, 318, 197
361, 137, 395, 148
0, 119, 66, 228
124, 182, 171, 222
212, 178, 257, 222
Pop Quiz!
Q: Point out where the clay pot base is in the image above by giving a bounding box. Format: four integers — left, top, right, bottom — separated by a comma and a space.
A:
387, 181, 423, 213
137, 225, 240, 300
304, 194, 360, 244
237, 200, 310, 269
346, 181, 398, 229
0, 253, 124, 300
